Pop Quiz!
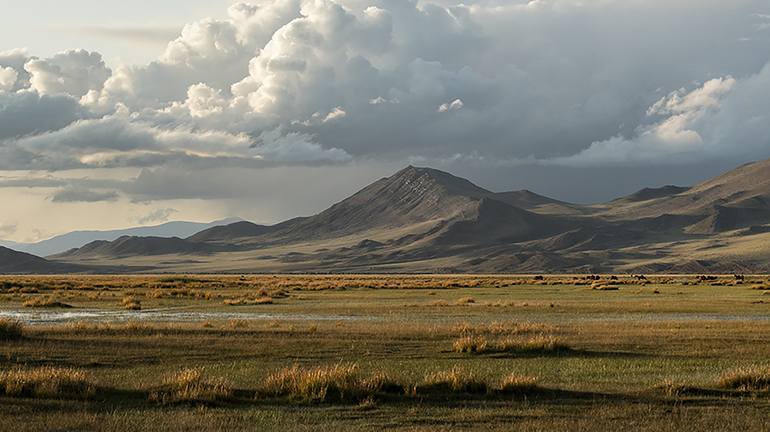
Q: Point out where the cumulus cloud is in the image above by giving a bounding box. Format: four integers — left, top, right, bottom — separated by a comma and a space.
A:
0, 0, 768, 205
0, 67, 18, 92
25, 50, 111, 97
553, 67, 770, 166
253, 128, 352, 163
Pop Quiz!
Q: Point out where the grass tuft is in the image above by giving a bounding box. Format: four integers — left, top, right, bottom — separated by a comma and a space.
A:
717, 366, 770, 391
453, 334, 570, 355
149, 368, 233, 404
452, 335, 489, 353
0, 367, 96, 399
23, 296, 72, 308
415, 366, 487, 395
262, 363, 364, 402
223, 297, 274, 306
496, 373, 540, 394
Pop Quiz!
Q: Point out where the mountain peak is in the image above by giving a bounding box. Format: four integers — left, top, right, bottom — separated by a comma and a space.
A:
387, 165, 491, 199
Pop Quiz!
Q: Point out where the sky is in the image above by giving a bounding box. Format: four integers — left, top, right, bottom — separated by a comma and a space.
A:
1, 0, 770, 243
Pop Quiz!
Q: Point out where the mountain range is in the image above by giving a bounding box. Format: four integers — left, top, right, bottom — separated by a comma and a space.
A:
0, 218, 241, 257
6, 159, 770, 274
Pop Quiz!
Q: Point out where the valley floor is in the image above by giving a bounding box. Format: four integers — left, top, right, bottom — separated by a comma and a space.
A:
1, 275, 770, 431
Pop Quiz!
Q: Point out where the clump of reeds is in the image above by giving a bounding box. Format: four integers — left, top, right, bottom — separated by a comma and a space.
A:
452, 334, 570, 355
23, 296, 72, 308
0, 367, 96, 399
262, 363, 362, 402
414, 366, 487, 395
149, 368, 233, 404
223, 297, 273, 306
497, 335, 570, 353
717, 366, 770, 391
497, 373, 540, 394
452, 335, 489, 353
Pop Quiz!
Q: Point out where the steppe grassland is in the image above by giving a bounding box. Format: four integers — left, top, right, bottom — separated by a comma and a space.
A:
1, 274, 770, 431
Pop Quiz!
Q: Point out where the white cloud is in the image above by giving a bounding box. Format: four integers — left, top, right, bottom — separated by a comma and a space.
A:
438, 98, 464, 112
25, 49, 111, 97
253, 128, 352, 163
551, 70, 770, 166
0, 67, 18, 92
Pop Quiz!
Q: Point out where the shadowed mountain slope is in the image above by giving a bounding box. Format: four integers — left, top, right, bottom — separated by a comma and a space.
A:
0, 246, 83, 274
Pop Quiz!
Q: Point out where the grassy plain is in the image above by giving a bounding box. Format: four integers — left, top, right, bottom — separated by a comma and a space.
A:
1, 274, 770, 431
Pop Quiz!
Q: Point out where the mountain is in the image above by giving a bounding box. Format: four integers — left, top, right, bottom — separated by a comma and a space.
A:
2, 218, 240, 257
44, 159, 770, 274
53, 236, 224, 259
0, 246, 83, 274
190, 166, 567, 246
188, 221, 275, 244
600, 159, 770, 234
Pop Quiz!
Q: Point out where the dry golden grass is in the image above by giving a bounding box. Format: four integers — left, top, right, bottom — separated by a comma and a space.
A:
262, 363, 364, 402
455, 320, 556, 336
455, 296, 476, 305
22, 296, 72, 308
591, 282, 619, 291
0, 367, 95, 399
654, 378, 689, 397
149, 368, 233, 404
62, 320, 155, 335
121, 295, 141, 310
415, 366, 487, 395
452, 335, 489, 353
499, 334, 570, 353
428, 299, 450, 307
223, 296, 274, 306
0, 318, 23, 340
453, 334, 570, 355
717, 366, 770, 391
497, 373, 540, 394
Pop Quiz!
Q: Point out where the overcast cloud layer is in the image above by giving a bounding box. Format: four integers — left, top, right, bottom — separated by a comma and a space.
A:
1, 0, 770, 241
